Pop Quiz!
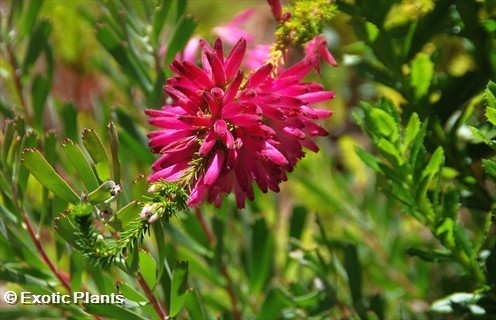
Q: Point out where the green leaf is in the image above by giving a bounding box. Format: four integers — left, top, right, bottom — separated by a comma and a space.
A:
23, 19, 52, 70
435, 218, 456, 249
21, 148, 79, 204
1, 119, 16, 165
406, 247, 453, 262
108, 201, 141, 231
87, 180, 116, 205
403, 113, 420, 153
31, 75, 51, 131
0, 267, 55, 287
487, 107, 496, 127
469, 126, 496, 150
482, 159, 496, 180
132, 174, 149, 202
82, 128, 110, 181
106, 122, 121, 183
423, 147, 444, 180
165, 14, 196, 66
60, 103, 78, 140
485, 81, 496, 114
355, 147, 382, 172
293, 291, 321, 308
117, 282, 147, 303
184, 289, 206, 320
367, 108, 399, 141
344, 244, 363, 307
257, 287, 293, 320
70, 251, 83, 292
19, 0, 43, 39
289, 206, 308, 241
139, 249, 157, 289
410, 52, 434, 100
170, 261, 189, 317
378, 138, 403, 167
440, 187, 460, 220
61, 139, 99, 192
454, 224, 473, 257
151, 0, 173, 46
55, 212, 80, 249
84, 303, 147, 320
249, 217, 274, 295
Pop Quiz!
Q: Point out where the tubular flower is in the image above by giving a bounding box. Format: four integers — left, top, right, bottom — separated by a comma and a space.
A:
146, 38, 334, 208
304, 35, 338, 72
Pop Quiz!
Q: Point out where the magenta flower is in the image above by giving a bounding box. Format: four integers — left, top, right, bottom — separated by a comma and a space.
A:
267, 0, 283, 21
146, 38, 334, 208
305, 35, 338, 72
213, 9, 256, 45
213, 8, 271, 69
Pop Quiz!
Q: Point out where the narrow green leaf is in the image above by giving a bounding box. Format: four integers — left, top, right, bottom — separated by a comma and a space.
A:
61, 139, 99, 192
184, 289, 206, 320
117, 282, 147, 303
87, 180, 116, 205
403, 113, 420, 154
355, 147, 382, 172
289, 206, 308, 241
1, 119, 16, 165
84, 303, 146, 320
125, 243, 140, 274
0, 268, 55, 287
410, 52, 434, 100
82, 128, 110, 181
21, 148, 79, 204
20, 0, 43, 39
31, 75, 51, 131
454, 224, 474, 257
132, 174, 149, 202
487, 107, 496, 127
378, 138, 403, 167
440, 187, 460, 220
344, 244, 363, 306
139, 249, 157, 289
293, 291, 321, 308
257, 287, 294, 320
406, 247, 453, 262
23, 19, 52, 70
170, 261, 189, 317
423, 147, 444, 180
367, 108, 399, 141
106, 122, 121, 183
482, 159, 496, 180
435, 218, 456, 249
469, 126, 496, 150
249, 217, 274, 294
107, 201, 141, 231
54, 212, 81, 249
485, 81, 496, 113
165, 15, 196, 66
151, 0, 173, 46
70, 251, 83, 292
151, 222, 167, 281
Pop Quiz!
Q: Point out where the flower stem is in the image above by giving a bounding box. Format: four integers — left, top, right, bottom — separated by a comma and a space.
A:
194, 207, 242, 320
137, 270, 168, 319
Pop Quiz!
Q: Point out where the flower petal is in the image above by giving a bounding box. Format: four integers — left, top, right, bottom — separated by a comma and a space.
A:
204, 151, 225, 185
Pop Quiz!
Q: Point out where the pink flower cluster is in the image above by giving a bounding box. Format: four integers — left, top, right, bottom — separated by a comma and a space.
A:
146, 38, 334, 208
